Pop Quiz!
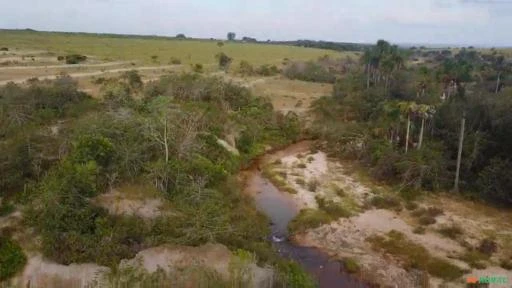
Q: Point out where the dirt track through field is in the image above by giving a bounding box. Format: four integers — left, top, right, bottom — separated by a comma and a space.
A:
0, 65, 181, 85
0, 61, 130, 70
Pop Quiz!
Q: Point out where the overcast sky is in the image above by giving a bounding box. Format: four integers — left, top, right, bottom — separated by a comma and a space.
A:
1, 0, 511, 46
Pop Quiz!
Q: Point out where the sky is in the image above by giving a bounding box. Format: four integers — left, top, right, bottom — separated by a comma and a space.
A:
1, 0, 511, 47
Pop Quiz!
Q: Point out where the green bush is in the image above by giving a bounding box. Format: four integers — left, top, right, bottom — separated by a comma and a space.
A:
70, 135, 114, 167
0, 236, 27, 280
276, 261, 317, 288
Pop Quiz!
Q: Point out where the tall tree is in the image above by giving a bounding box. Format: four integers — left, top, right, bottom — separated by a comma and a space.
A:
398, 101, 417, 153
454, 112, 466, 192
227, 32, 236, 41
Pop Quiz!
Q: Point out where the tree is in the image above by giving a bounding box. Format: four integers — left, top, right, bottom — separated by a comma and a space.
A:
176, 33, 186, 39
227, 32, 236, 41
398, 101, 418, 153
416, 105, 435, 150
453, 112, 465, 192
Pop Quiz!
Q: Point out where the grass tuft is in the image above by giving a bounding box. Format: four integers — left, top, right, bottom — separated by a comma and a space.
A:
437, 224, 463, 240
288, 209, 331, 234
370, 195, 402, 211
342, 258, 361, 274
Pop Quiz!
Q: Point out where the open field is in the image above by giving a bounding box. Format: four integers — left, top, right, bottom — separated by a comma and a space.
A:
0, 30, 353, 66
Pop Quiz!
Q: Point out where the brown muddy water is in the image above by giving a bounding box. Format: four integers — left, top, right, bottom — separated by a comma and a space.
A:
245, 142, 370, 288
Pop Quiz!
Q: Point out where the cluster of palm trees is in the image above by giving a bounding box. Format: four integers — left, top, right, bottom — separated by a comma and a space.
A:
382, 101, 435, 153
362, 40, 405, 90
397, 102, 436, 153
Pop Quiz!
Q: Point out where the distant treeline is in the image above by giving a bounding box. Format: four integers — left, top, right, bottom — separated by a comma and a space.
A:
269, 40, 370, 52
1, 29, 368, 52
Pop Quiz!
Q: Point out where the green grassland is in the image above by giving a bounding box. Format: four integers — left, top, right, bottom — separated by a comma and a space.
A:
0, 30, 350, 65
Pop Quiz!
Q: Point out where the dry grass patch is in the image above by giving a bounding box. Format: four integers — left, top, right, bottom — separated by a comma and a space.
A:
367, 230, 464, 281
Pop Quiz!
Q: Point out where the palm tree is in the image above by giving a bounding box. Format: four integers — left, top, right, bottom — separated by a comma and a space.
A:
398, 101, 418, 153
416, 104, 435, 149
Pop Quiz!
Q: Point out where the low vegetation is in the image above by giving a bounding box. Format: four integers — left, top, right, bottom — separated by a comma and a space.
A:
459, 250, 490, 269
342, 258, 361, 274
262, 167, 297, 194
437, 224, 463, 240
289, 197, 351, 234
64, 54, 87, 64
411, 206, 444, 226
288, 209, 331, 234
367, 230, 464, 280
369, 194, 402, 211
0, 72, 303, 279
316, 196, 351, 218
0, 236, 27, 281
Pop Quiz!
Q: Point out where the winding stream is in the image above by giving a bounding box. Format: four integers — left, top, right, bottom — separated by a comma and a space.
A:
244, 142, 369, 288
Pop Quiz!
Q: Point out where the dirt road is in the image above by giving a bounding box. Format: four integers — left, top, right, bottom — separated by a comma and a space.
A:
0, 61, 130, 70
0, 65, 182, 85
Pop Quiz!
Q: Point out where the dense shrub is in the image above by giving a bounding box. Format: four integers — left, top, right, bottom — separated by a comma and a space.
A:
256, 64, 280, 76
65, 54, 87, 64
170, 57, 181, 65
477, 158, 512, 205
9, 73, 302, 271
0, 236, 26, 280
121, 70, 143, 90
193, 63, 204, 73
216, 52, 232, 70
478, 238, 498, 256
316, 197, 351, 218
284, 61, 336, 83
276, 261, 317, 288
